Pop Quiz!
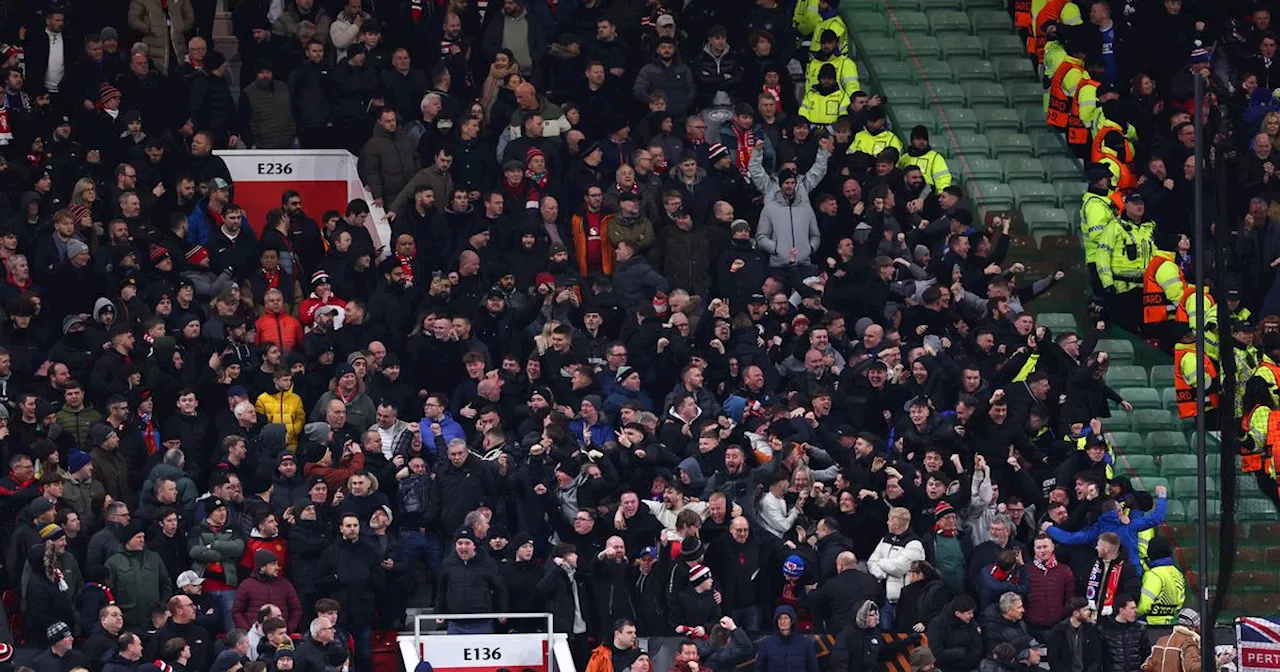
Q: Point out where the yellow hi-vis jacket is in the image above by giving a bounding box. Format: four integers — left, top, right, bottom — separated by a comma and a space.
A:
805, 53, 861, 97
1138, 561, 1185, 625
1081, 191, 1117, 267
898, 148, 953, 190
1096, 217, 1155, 292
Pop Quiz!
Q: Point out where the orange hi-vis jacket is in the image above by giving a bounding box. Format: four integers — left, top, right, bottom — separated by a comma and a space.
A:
1047, 59, 1085, 129
1141, 253, 1184, 325
1174, 341, 1219, 419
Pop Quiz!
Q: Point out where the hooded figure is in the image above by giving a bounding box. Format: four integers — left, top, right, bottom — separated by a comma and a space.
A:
753, 605, 819, 672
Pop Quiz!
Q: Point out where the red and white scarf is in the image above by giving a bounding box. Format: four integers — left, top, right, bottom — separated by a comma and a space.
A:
734, 125, 754, 178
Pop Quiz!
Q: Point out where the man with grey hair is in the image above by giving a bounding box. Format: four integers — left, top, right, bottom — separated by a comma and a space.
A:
968, 512, 1027, 594
982, 592, 1039, 660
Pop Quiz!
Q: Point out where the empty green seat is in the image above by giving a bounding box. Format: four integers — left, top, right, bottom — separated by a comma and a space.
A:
893, 107, 937, 132
905, 35, 943, 58
1096, 338, 1135, 363
914, 60, 955, 84
957, 157, 1003, 183
930, 10, 971, 34
1023, 206, 1071, 240
1239, 498, 1279, 521
1174, 476, 1216, 499
1146, 430, 1189, 454
1055, 181, 1086, 208
971, 9, 1013, 34
1036, 312, 1077, 332
859, 35, 902, 59
1121, 454, 1156, 474
1106, 365, 1149, 389
952, 58, 997, 82
929, 83, 966, 104
1011, 181, 1057, 208
1132, 409, 1176, 432
873, 61, 915, 83
1150, 365, 1175, 387
1117, 387, 1162, 410
968, 182, 1014, 208
1029, 129, 1065, 157
942, 36, 986, 59
880, 83, 923, 106
992, 132, 1035, 156
978, 108, 1022, 131
1018, 105, 1048, 131
1044, 155, 1083, 182
1160, 454, 1198, 477
994, 57, 1037, 82
1165, 499, 1188, 522
941, 107, 980, 131
893, 11, 930, 33
921, 0, 960, 9
850, 11, 891, 35
984, 34, 1026, 57
1160, 387, 1180, 411
963, 82, 1007, 107
1132, 476, 1168, 493
1007, 82, 1045, 107
845, 0, 882, 8
1003, 157, 1044, 181
1110, 430, 1142, 451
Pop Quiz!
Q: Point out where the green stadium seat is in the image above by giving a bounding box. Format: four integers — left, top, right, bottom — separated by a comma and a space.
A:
1240, 498, 1279, 522
858, 35, 902, 60
1174, 476, 1217, 499
905, 35, 943, 58
1017, 105, 1047, 131
1149, 365, 1175, 388
952, 132, 992, 158
1160, 388, 1179, 411
1116, 387, 1162, 410
1011, 182, 1057, 208
1096, 339, 1135, 364
994, 57, 1037, 82
929, 10, 971, 35
1007, 82, 1044, 107
1043, 155, 1083, 182
1002, 157, 1044, 181
978, 108, 1022, 132
1160, 454, 1198, 477
914, 60, 956, 84
962, 82, 1007, 107
1109, 430, 1142, 451
1120, 454, 1156, 474
1036, 312, 1078, 332
893, 107, 938, 133
983, 34, 1027, 57
939, 107, 980, 131
971, 9, 1014, 34
1055, 181, 1087, 209
942, 36, 986, 60
929, 83, 967, 105
956, 157, 1004, 183
1029, 129, 1066, 157
1023, 206, 1071, 241
888, 0, 925, 11
990, 132, 1035, 156
850, 11, 892, 35
964, 0, 1006, 10
893, 11, 931, 34
968, 182, 1014, 208
1145, 430, 1189, 454
873, 61, 916, 83
1106, 411, 1133, 432
845, 0, 883, 9
1165, 499, 1188, 522
1132, 409, 1176, 432
952, 58, 997, 82
880, 83, 923, 106
930, 135, 952, 156
1105, 365, 1148, 389
1131, 475, 1168, 493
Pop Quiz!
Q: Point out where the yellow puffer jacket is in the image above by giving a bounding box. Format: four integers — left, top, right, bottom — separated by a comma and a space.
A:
255, 390, 306, 451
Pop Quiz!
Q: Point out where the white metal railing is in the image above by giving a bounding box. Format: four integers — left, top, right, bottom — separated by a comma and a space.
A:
411, 613, 556, 672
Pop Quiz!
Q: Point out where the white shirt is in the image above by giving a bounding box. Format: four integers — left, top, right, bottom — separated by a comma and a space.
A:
45, 29, 65, 93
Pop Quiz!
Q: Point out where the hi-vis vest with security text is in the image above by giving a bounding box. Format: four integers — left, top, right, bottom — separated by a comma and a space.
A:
1048, 59, 1085, 128
1242, 405, 1280, 476
1030, 0, 1082, 61
1069, 77, 1099, 146
1251, 358, 1280, 409
1176, 287, 1219, 359
1174, 341, 1218, 419
800, 86, 851, 124
1138, 562, 1185, 625
1092, 122, 1135, 164
1142, 253, 1185, 325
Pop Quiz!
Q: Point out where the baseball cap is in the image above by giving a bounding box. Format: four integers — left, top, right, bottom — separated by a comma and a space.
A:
176, 570, 205, 588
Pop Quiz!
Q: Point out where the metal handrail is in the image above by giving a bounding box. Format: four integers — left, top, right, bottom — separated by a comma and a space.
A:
411, 613, 556, 672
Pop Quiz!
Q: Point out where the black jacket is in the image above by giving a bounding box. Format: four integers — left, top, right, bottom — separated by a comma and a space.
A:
434, 551, 508, 615
805, 569, 886, 634
1046, 619, 1104, 672
1099, 616, 1152, 672
538, 562, 593, 634
925, 611, 984, 672
319, 536, 381, 628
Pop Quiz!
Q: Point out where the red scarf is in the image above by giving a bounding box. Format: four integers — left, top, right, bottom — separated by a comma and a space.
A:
615, 182, 638, 196
733, 125, 754, 178
1033, 554, 1058, 572
935, 523, 957, 537
0, 105, 11, 146
990, 565, 1017, 583
763, 84, 783, 111
262, 269, 280, 290
141, 413, 158, 455
5, 268, 29, 293
397, 253, 416, 287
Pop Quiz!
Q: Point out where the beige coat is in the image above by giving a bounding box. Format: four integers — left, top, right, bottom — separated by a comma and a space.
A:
1142, 626, 1202, 672
128, 0, 195, 73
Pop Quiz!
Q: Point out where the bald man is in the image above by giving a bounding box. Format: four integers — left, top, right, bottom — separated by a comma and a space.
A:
805, 549, 886, 633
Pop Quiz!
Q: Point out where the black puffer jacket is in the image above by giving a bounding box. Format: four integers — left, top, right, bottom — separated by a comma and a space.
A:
320, 536, 381, 628
434, 551, 508, 615
1099, 617, 1152, 672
